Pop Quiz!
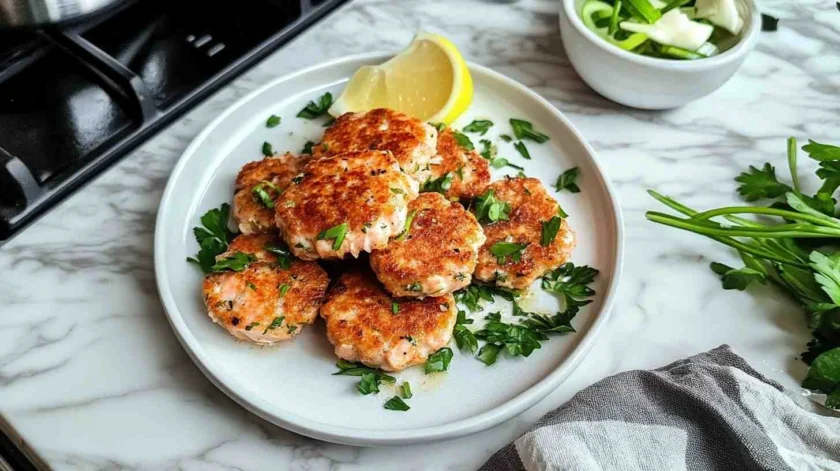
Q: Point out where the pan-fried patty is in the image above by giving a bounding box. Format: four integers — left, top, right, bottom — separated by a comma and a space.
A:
473, 177, 576, 290
275, 150, 419, 260
426, 127, 491, 200
314, 108, 438, 182
370, 192, 485, 297
202, 234, 329, 344
320, 270, 457, 372
233, 153, 311, 234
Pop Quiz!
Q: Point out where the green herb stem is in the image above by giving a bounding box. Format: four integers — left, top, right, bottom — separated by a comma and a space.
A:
690, 206, 840, 229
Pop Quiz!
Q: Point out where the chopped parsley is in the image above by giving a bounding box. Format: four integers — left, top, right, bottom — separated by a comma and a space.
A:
463, 119, 493, 136
513, 141, 531, 160
540, 216, 564, 247
263, 316, 285, 335
542, 263, 599, 312
510, 118, 550, 143
477, 344, 502, 365
333, 360, 395, 395
407, 282, 423, 292
246, 281, 258, 291
302, 140, 316, 155
187, 203, 236, 273
490, 241, 527, 264
431, 122, 446, 132
264, 242, 294, 269
555, 167, 581, 193
296, 92, 333, 119
251, 180, 282, 209
400, 382, 413, 399
357, 372, 381, 395
262, 141, 274, 156
453, 310, 478, 354
317, 222, 348, 250
451, 130, 475, 151
422, 173, 453, 195
392, 302, 400, 315
278, 284, 290, 297
424, 347, 454, 373
454, 283, 520, 312
245, 322, 259, 331
500, 134, 513, 143
479, 139, 523, 171
396, 209, 417, 242
211, 251, 256, 272
287, 324, 297, 334
474, 189, 511, 224
266, 115, 281, 128
384, 396, 410, 411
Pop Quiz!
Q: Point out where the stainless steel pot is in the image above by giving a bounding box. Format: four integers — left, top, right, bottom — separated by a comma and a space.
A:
0, 0, 131, 28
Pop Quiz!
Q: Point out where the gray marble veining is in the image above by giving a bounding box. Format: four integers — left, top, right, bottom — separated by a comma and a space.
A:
1, 0, 838, 469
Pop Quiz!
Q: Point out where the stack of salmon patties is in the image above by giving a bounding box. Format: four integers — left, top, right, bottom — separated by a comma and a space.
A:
203, 108, 576, 372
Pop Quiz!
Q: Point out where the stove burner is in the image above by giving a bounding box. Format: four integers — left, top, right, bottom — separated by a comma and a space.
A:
0, 0, 346, 243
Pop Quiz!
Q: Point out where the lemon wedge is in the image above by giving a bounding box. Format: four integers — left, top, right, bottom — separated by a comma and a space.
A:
329, 32, 473, 124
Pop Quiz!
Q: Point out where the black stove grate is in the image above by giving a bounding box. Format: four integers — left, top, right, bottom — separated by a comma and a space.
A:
0, 0, 346, 243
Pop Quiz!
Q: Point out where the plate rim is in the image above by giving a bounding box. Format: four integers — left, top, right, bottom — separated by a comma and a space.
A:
154, 52, 625, 446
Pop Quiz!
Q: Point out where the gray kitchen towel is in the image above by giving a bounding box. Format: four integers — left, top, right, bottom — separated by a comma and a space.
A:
481, 345, 840, 471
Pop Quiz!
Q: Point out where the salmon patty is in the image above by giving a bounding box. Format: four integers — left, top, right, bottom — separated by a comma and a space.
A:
202, 233, 330, 344
320, 269, 457, 372
233, 153, 311, 234
314, 108, 438, 182
426, 127, 491, 200
473, 177, 576, 290
275, 150, 419, 260
370, 193, 485, 297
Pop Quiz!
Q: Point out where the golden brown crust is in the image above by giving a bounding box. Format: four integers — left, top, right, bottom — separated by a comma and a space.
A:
203, 235, 330, 344
274, 150, 419, 260
232, 153, 311, 234
313, 109, 437, 182
473, 177, 576, 290
370, 193, 485, 297
320, 269, 457, 372
429, 128, 491, 200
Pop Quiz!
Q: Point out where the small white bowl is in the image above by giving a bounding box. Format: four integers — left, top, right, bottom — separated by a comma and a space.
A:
559, 0, 761, 109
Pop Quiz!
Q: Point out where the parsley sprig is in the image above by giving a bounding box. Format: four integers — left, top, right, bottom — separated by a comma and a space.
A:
422, 173, 453, 194
187, 203, 237, 273
463, 119, 494, 136
297, 92, 333, 119
646, 137, 840, 408
474, 189, 511, 224
333, 360, 396, 395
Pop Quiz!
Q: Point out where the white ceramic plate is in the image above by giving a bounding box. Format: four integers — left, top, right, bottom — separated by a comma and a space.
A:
155, 53, 624, 446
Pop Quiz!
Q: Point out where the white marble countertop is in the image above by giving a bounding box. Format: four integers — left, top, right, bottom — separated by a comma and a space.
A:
2, 0, 838, 469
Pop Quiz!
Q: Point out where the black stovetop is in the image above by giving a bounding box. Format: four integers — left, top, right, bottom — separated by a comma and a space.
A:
0, 0, 346, 245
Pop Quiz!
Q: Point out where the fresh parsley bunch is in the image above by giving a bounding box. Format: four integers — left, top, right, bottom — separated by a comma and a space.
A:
646, 138, 840, 409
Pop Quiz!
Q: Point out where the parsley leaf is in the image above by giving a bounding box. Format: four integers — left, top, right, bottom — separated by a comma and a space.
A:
555, 167, 581, 193
474, 189, 511, 224
357, 372, 382, 395
490, 241, 527, 264
262, 141, 274, 157
424, 347, 454, 373
516, 303, 578, 334
475, 314, 546, 360
422, 173, 453, 195
296, 92, 333, 119
266, 115, 281, 128
510, 118, 550, 143
735, 163, 792, 201
264, 241, 294, 270
709, 262, 766, 291
540, 216, 563, 247
760, 13, 779, 32
392, 302, 400, 315
513, 141, 531, 160
384, 396, 410, 411
210, 251, 256, 273
463, 119, 494, 136
479, 139, 523, 170
187, 203, 236, 273
278, 284, 290, 297
801, 347, 840, 400
431, 122, 446, 132
803, 140, 840, 162
453, 310, 478, 353
542, 263, 599, 310
400, 382, 413, 399
333, 360, 396, 395
454, 283, 520, 312
451, 131, 475, 151
317, 222, 348, 250
302, 140, 315, 155
500, 134, 513, 143
810, 251, 840, 305
477, 344, 502, 365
